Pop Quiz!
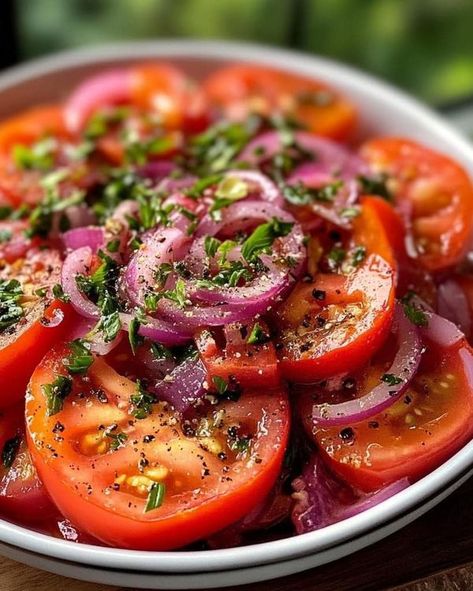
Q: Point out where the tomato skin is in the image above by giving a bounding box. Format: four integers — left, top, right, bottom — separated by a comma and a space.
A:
307, 338, 473, 492
278, 255, 395, 382
361, 137, 473, 271
196, 324, 281, 389
0, 105, 67, 155
203, 65, 357, 141
0, 405, 55, 522
130, 64, 209, 133
0, 300, 73, 409
26, 347, 290, 549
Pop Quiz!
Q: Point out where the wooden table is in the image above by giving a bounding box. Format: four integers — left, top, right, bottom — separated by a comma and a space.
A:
2, 473, 473, 591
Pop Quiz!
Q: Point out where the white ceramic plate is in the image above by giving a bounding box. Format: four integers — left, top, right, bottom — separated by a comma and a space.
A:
1, 40, 473, 589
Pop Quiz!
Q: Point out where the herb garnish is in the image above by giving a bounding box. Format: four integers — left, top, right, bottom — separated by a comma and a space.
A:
401, 292, 429, 327
2, 435, 21, 469
358, 174, 392, 201
42, 375, 73, 416
0, 279, 24, 330
145, 482, 166, 512
247, 322, 269, 345
241, 217, 294, 262
282, 180, 343, 206
64, 339, 93, 375
381, 373, 403, 386
130, 381, 156, 420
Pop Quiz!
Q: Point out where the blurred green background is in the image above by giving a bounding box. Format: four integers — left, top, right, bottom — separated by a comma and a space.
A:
13, 0, 473, 107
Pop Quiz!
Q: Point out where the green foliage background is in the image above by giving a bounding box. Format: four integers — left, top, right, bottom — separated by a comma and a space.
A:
16, 0, 473, 106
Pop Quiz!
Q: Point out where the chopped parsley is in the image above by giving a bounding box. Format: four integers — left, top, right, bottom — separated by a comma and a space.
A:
401, 292, 429, 327
241, 217, 294, 262
0, 279, 24, 330
105, 429, 128, 451
52, 283, 70, 303
185, 174, 223, 199
381, 373, 403, 386
124, 133, 175, 166
13, 137, 56, 171
145, 482, 166, 512
351, 245, 367, 266
63, 339, 93, 375
130, 381, 156, 420
42, 375, 73, 416
129, 310, 146, 355
358, 174, 392, 201
204, 236, 221, 258
2, 435, 21, 469
282, 180, 343, 206
327, 246, 346, 268
247, 322, 269, 345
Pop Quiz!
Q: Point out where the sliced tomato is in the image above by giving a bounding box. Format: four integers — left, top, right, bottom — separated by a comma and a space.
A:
203, 65, 357, 141
277, 254, 395, 382
361, 138, 473, 271
0, 404, 55, 522
130, 64, 209, 133
196, 322, 280, 390
306, 335, 473, 492
0, 248, 73, 408
0, 105, 67, 155
26, 347, 289, 549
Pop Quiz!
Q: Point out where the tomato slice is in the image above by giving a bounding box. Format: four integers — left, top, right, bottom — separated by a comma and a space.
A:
305, 335, 473, 492
0, 105, 67, 155
130, 64, 209, 133
196, 322, 281, 390
26, 347, 289, 549
0, 404, 55, 522
0, 247, 73, 408
277, 253, 395, 382
203, 65, 357, 141
361, 138, 473, 271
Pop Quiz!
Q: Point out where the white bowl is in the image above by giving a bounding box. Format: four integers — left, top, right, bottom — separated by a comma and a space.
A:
1, 40, 473, 589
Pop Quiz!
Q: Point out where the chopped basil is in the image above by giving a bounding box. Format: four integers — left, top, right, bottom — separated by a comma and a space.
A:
145, 482, 166, 512
246, 322, 269, 345
241, 217, 294, 262
13, 137, 56, 171
35, 287, 48, 298
204, 236, 221, 258
160, 279, 189, 309
64, 339, 93, 375
129, 311, 146, 355
130, 380, 156, 420
212, 376, 228, 396
100, 310, 122, 343
282, 180, 343, 206
1, 435, 21, 469
42, 375, 73, 416
185, 174, 223, 199
106, 238, 120, 253
381, 373, 403, 386
351, 245, 367, 266
106, 430, 128, 451
151, 342, 174, 361
0, 279, 24, 330
358, 174, 392, 201
52, 283, 70, 303
155, 262, 173, 288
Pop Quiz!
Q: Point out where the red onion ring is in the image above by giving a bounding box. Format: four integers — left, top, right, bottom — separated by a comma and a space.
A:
61, 247, 99, 319
149, 357, 207, 413
64, 69, 131, 134
62, 227, 104, 252
137, 161, 176, 182
219, 170, 284, 208
119, 312, 191, 347
437, 279, 471, 340
123, 226, 191, 307
420, 307, 465, 349
309, 303, 422, 426
292, 455, 409, 534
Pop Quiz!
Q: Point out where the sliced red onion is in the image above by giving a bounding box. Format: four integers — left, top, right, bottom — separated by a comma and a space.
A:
309, 303, 422, 426
137, 161, 176, 182
123, 226, 191, 307
62, 227, 104, 252
220, 170, 284, 207
149, 357, 207, 413
196, 200, 295, 238
292, 455, 409, 534
158, 175, 197, 193
420, 308, 465, 349
437, 279, 471, 340
61, 247, 99, 319
119, 312, 191, 347
239, 131, 367, 180
64, 69, 131, 134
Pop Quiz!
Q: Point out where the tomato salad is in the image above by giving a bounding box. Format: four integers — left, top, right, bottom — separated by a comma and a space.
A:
0, 63, 471, 550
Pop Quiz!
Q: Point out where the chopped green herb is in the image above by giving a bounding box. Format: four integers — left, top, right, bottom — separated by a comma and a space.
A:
381, 373, 403, 386
129, 311, 146, 355
247, 322, 269, 345
161, 279, 189, 309
0, 279, 24, 330
130, 380, 156, 420
52, 283, 70, 303
327, 246, 346, 268
401, 293, 429, 328
42, 375, 73, 416
282, 180, 343, 206
13, 137, 56, 171
204, 236, 221, 258
106, 430, 128, 451
106, 238, 120, 253
124, 133, 175, 165
151, 342, 174, 361
185, 174, 223, 199
34, 287, 48, 298
358, 174, 392, 201
241, 217, 294, 262
145, 482, 166, 512
100, 310, 122, 343
2, 435, 21, 469
352, 245, 366, 266
64, 339, 93, 375
212, 376, 228, 396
